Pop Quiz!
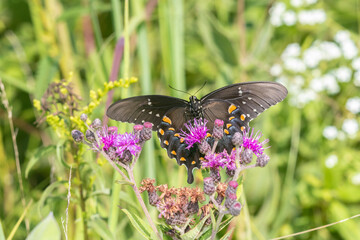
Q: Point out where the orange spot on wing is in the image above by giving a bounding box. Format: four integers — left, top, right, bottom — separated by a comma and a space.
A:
224, 129, 229, 134
171, 150, 177, 155
191, 161, 196, 165
241, 126, 245, 131
164, 140, 169, 145
180, 157, 186, 161
226, 123, 232, 128
228, 104, 237, 114
168, 127, 175, 131
162, 116, 172, 124
240, 114, 246, 121
159, 129, 164, 135
229, 116, 235, 120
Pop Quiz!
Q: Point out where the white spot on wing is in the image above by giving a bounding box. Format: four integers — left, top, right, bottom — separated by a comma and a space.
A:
142, 109, 145, 112
149, 111, 152, 114
242, 101, 246, 104
248, 97, 252, 100
156, 114, 160, 117
247, 114, 250, 117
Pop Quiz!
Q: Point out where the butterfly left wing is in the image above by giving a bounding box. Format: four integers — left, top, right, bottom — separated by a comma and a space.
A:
107, 95, 188, 130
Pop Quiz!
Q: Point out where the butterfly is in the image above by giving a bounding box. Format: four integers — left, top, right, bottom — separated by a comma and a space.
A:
107, 81, 287, 183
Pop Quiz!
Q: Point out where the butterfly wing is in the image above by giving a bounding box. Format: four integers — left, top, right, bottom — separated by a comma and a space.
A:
157, 107, 201, 184
201, 81, 287, 120
201, 82, 287, 152
106, 95, 188, 130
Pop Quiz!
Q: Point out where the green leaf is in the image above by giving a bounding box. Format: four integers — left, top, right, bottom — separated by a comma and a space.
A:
88, 215, 115, 240
219, 228, 234, 240
122, 209, 151, 239
0, 222, 5, 240
25, 145, 56, 178
38, 181, 67, 216
181, 214, 209, 240
26, 212, 61, 240
199, 216, 233, 240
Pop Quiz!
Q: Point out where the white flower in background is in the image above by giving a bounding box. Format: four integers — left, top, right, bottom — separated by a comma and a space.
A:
340, 39, 358, 59
281, 43, 301, 60
270, 2, 286, 26
322, 74, 339, 94
323, 126, 338, 140
297, 89, 317, 107
305, 0, 318, 4
354, 71, 360, 86
284, 58, 306, 72
325, 155, 338, 168
283, 10, 297, 26
319, 41, 341, 60
352, 58, 360, 70
290, 0, 303, 7
342, 118, 359, 137
334, 30, 351, 43
303, 46, 323, 68
334, 67, 352, 82
298, 9, 326, 25
294, 75, 305, 86
346, 97, 360, 114
310, 77, 325, 92
270, 64, 283, 76
352, 173, 360, 185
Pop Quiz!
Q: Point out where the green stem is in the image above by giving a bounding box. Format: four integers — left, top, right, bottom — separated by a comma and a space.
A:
123, 0, 130, 79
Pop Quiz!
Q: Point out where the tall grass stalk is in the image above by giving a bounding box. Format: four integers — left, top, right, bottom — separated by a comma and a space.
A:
0, 79, 29, 233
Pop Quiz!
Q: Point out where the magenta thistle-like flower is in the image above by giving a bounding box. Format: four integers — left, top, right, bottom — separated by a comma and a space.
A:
202, 150, 229, 169
180, 118, 209, 149
242, 128, 269, 157
99, 127, 141, 158
114, 132, 141, 158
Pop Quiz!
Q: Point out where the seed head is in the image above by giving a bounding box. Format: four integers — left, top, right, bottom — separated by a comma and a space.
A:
72, 130, 84, 142
203, 177, 216, 195
213, 119, 224, 140
241, 148, 253, 164
228, 201, 242, 216
256, 154, 270, 167
232, 132, 243, 146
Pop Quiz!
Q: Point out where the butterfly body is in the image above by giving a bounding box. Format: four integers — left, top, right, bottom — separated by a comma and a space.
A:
107, 81, 287, 183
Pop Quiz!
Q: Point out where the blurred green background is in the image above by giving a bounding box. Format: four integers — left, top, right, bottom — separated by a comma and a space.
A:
0, 0, 360, 239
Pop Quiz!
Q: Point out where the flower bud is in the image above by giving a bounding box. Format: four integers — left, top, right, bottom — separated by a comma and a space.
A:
72, 130, 84, 142
213, 119, 224, 140
241, 148, 253, 164
225, 193, 237, 209
203, 177, 216, 195
85, 129, 95, 142
228, 201, 242, 216
108, 126, 118, 134
199, 139, 211, 154
225, 181, 238, 197
226, 168, 235, 177
210, 168, 221, 184
119, 149, 133, 165
140, 122, 152, 142
232, 132, 243, 146
133, 125, 143, 139
256, 154, 270, 167
92, 118, 102, 129
80, 113, 88, 122
187, 201, 199, 215
148, 191, 160, 206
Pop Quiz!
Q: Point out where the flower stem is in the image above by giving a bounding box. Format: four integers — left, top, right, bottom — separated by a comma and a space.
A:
128, 168, 163, 240
210, 210, 226, 240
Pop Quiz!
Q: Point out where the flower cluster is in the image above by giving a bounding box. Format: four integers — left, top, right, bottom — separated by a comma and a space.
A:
71, 114, 152, 165
142, 118, 271, 238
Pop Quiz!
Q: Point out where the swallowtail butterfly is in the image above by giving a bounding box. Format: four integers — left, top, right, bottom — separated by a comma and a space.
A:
107, 81, 287, 183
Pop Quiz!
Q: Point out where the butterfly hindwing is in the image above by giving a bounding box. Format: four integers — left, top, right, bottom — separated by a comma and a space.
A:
157, 107, 201, 184
107, 95, 188, 130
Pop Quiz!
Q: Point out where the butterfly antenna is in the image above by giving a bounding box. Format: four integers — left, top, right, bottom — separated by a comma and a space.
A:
168, 85, 192, 96
193, 81, 207, 96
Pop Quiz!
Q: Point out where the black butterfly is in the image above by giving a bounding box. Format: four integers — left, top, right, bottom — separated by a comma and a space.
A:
107, 81, 287, 183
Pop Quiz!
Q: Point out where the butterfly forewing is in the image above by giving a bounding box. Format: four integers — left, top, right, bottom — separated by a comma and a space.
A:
107, 95, 188, 130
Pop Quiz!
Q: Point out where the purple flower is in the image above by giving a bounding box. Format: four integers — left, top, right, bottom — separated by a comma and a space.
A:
114, 132, 141, 157
180, 118, 209, 149
202, 150, 232, 169
242, 128, 269, 157
98, 127, 141, 158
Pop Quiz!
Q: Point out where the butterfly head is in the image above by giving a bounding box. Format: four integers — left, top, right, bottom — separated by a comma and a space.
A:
189, 96, 203, 119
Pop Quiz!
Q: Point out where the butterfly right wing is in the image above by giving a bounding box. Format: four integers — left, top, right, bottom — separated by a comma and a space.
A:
106, 95, 188, 130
